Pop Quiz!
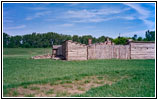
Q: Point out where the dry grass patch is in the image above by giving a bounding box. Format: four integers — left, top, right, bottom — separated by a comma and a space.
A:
7, 75, 128, 97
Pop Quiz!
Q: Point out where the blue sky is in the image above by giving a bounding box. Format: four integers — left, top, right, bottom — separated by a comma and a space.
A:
3, 3, 155, 38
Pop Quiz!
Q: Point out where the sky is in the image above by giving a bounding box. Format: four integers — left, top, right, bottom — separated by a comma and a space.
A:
3, 3, 155, 38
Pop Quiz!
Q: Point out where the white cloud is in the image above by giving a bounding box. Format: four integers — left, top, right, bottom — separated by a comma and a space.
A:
26, 17, 33, 20
71, 15, 135, 23
72, 18, 106, 23
65, 7, 130, 23
45, 18, 56, 21
143, 19, 155, 28
67, 9, 96, 18
122, 16, 135, 20
123, 3, 154, 29
65, 3, 155, 28
60, 23, 74, 27
67, 7, 130, 19
28, 7, 48, 10
124, 3, 150, 18
26, 11, 52, 20
5, 25, 26, 30
4, 19, 13, 23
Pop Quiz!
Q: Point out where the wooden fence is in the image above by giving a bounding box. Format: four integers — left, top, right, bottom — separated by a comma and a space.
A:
57, 41, 155, 60
88, 43, 130, 59
130, 42, 155, 59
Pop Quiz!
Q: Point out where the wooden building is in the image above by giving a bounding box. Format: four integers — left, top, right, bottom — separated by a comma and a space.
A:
62, 40, 87, 61
52, 45, 62, 58
52, 39, 155, 61
130, 41, 155, 59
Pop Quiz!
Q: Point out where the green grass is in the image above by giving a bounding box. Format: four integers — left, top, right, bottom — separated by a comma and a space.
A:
12, 90, 19, 96
29, 86, 40, 90
84, 80, 90, 84
97, 76, 104, 80
45, 89, 54, 95
24, 94, 35, 97
56, 91, 69, 97
3, 48, 155, 97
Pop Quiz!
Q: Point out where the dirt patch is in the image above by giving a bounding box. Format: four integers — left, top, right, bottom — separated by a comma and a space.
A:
32, 54, 51, 59
7, 75, 128, 97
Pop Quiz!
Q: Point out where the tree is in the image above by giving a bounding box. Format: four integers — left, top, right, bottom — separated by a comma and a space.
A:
80, 35, 93, 44
72, 35, 79, 42
132, 34, 137, 41
145, 30, 155, 41
97, 36, 106, 43
4, 31, 149, 48
3, 33, 10, 48
113, 37, 129, 45
137, 37, 143, 41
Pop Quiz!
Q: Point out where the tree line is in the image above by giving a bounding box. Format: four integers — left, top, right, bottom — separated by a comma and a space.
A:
3, 30, 155, 48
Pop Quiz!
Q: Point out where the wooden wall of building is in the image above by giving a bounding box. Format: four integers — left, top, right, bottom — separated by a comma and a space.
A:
62, 41, 67, 60
66, 40, 87, 61
56, 46, 63, 56
130, 42, 155, 59
88, 43, 112, 59
88, 43, 130, 59
60, 41, 155, 61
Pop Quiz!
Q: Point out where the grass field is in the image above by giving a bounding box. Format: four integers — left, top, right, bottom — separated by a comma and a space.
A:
3, 48, 155, 97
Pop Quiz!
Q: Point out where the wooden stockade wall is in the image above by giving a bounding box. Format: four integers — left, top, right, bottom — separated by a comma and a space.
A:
56, 40, 155, 61
130, 42, 155, 59
62, 41, 67, 59
88, 43, 130, 59
62, 40, 88, 61
113, 45, 130, 59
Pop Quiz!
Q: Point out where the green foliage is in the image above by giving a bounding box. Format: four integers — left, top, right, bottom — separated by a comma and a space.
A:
131, 30, 155, 42
3, 33, 10, 48
145, 30, 155, 41
80, 35, 93, 44
2, 32, 117, 48
3, 48, 155, 97
137, 37, 143, 41
132, 34, 137, 41
3, 30, 155, 47
72, 35, 80, 42
112, 37, 129, 45
97, 36, 106, 42
3, 32, 73, 48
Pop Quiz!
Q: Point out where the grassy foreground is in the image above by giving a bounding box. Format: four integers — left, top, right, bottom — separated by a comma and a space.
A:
3, 48, 155, 97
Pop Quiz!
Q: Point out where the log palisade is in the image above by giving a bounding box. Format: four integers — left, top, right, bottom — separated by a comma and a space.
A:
52, 40, 155, 61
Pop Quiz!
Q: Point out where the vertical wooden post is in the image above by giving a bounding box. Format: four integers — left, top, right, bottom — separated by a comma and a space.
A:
129, 42, 131, 59
88, 38, 92, 45
87, 46, 88, 60
66, 41, 68, 60
51, 40, 54, 59
52, 45, 54, 58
